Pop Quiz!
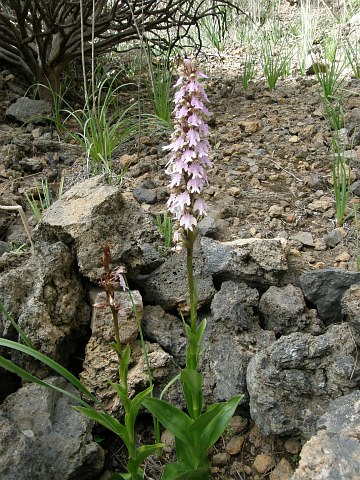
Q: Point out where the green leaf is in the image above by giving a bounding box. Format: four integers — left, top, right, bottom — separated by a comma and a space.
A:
142, 397, 193, 446
200, 396, 242, 455
109, 381, 131, 412
0, 355, 89, 408
181, 369, 203, 419
129, 443, 163, 469
119, 343, 131, 383
0, 338, 105, 411
196, 318, 207, 341
162, 462, 210, 480
0, 302, 35, 349
74, 406, 129, 443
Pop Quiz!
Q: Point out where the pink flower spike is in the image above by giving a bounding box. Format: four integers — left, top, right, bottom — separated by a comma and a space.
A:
199, 123, 209, 135
180, 213, 197, 231
194, 198, 208, 216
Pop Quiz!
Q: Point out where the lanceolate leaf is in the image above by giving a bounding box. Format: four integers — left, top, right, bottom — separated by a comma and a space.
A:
74, 406, 129, 443
0, 302, 35, 349
181, 369, 203, 419
0, 355, 90, 408
129, 443, 164, 469
0, 338, 105, 410
142, 397, 193, 445
162, 462, 210, 480
200, 395, 242, 455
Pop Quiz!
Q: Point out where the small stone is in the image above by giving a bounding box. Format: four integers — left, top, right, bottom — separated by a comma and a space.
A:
230, 462, 253, 475
253, 454, 275, 474
228, 186, 241, 196
289, 231, 314, 247
314, 262, 326, 269
132, 186, 157, 204
335, 251, 351, 262
268, 205, 283, 218
289, 135, 300, 143
225, 435, 245, 455
307, 197, 333, 212
284, 437, 301, 454
212, 452, 230, 467
269, 458, 293, 480
228, 415, 248, 434
161, 430, 175, 454
324, 229, 343, 248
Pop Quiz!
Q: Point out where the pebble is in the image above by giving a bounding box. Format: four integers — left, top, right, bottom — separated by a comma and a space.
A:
225, 435, 245, 455
253, 454, 275, 474
289, 231, 314, 247
289, 135, 300, 143
284, 437, 301, 454
132, 186, 157, 204
335, 251, 351, 262
269, 458, 294, 480
324, 229, 343, 248
161, 430, 175, 454
268, 204, 283, 218
227, 415, 248, 434
228, 186, 241, 196
212, 452, 230, 466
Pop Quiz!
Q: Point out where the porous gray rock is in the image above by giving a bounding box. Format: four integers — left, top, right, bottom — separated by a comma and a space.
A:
143, 240, 216, 310
80, 339, 181, 415
5, 97, 52, 124
299, 269, 360, 324
291, 391, 360, 480
41, 175, 161, 280
142, 305, 187, 366
259, 285, 324, 335
341, 283, 360, 345
201, 236, 289, 288
0, 240, 90, 377
0, 377, 104, 480
132, 186, 157, 204
247, 324, 359, 437
201, 281, 275, 404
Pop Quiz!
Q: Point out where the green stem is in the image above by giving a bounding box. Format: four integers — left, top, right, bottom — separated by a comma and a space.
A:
185, 230, 199, 372
127, 283, 161, 447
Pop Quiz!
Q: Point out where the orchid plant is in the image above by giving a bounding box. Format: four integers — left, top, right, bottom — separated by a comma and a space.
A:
143, 59, 241, 480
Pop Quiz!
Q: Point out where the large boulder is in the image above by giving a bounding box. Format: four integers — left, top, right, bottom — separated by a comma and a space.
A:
40, 175, 162, 281
142, 239, 216, 311
200, 281, 275, 405
259, 285, 324, 335
0, 377, 104, 480
0, 240, 90, 377
5, 97, 52, 124
247, 323, 360, 437
291, 391, 360, 480
299, 269, 360, 324
201, 237, 289, 288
